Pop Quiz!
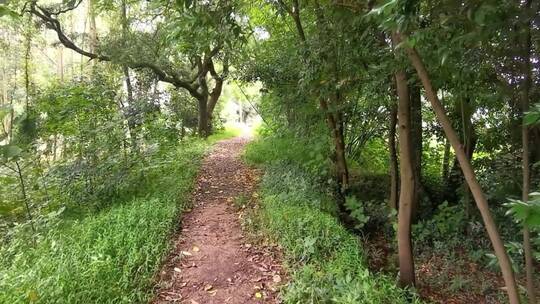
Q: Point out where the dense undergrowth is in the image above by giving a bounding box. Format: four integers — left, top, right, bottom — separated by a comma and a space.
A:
0, 132, 235, 304
244, 133, 420, 303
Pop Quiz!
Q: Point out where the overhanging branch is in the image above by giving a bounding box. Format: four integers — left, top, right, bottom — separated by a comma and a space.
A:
29, 2, 203, 99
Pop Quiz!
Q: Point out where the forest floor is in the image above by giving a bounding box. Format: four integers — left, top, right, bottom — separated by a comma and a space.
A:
152, 136, 284, 304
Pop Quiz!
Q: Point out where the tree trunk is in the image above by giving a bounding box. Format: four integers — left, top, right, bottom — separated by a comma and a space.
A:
198, 96, 210, 137
389, 102, 399, 210
400, 34, 520, 304
312, 1, 350, 202
16, 161, 36, 235
88, 0, 98, 55
392, 32, 416, 286
446, 98, 477, 206
395, 66, 416, 287
410, 82, 422, 220
520, 1, 536, 300
24, 15, 32, 112
57, 46, 64, 82
442, 138, 451, 184
319, 98, 349, 197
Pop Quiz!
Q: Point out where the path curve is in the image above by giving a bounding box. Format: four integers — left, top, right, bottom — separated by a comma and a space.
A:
152, 136, 283, 304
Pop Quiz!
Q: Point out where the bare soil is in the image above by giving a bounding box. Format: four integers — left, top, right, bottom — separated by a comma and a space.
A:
152, 136, 283, 304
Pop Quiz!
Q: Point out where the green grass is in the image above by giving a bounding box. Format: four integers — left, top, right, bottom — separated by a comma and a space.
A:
207, 124, 243, 142
244, 134, 421, 303
0, 129, 238, 304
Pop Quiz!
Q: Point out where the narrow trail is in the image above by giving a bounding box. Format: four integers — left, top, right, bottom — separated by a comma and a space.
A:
153, 136, 283, 304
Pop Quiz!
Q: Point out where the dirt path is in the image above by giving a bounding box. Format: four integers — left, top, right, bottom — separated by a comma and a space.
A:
152, 137, 283, 304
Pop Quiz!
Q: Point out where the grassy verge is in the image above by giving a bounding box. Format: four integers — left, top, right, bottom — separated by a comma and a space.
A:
244, 134, 420, 303
0, 131, 236, 303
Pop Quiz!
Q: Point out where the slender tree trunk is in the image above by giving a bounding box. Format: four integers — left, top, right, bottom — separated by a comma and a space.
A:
1, 63, 9, 140
119, 0, 139, 150
88, 0, 97, 55
319, 98, 349, 196
400, 34, 519, 304
279, 0, 350, 200
15, 161, 36, 235
9, 70, 16, 142
410, 83, 422, 219
24, 16, 32, 111
520, 1, 536, 300
389, 102, 399, 210
442, 138, 450, 183
394, 66, 416, 287
313, 1, 349, 199
57, 46, 64, 82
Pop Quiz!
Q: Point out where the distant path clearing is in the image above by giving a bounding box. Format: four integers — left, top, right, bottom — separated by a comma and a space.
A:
152, 137, 283, 304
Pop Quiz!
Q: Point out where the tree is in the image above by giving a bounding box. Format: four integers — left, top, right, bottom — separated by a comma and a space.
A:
397, 33, 520, 303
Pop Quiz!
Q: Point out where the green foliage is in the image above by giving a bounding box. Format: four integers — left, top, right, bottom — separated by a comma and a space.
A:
352, 138, 389, 174
244, 129, 332, 179
413, 202, 468, 249
254, 161, 419, 303
0, 139, 210, 303
246, 145, 337, 215
525, 103, 540, 126
505, 193, 540, 228
344, 196, 370, 230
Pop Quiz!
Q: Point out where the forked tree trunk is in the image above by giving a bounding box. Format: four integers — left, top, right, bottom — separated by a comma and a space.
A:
319, 98, 349, 196
389, 102, 399, 210
399, 34, 519, 304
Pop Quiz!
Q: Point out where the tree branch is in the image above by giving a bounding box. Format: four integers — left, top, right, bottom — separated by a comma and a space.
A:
29, 3, 204, 99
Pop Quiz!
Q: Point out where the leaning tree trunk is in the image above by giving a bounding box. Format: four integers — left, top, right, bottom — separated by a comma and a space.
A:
399, 33, 520, 304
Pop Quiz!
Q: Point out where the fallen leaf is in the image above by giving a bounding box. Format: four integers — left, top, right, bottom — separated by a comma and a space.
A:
272, 275, 282, 283
28, 290, 39, 302
204, 284, 213, 291
174, 267, 182, 273
254, 292, 262, 299
192, 246, 200, 252
181, 251, 192, 256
